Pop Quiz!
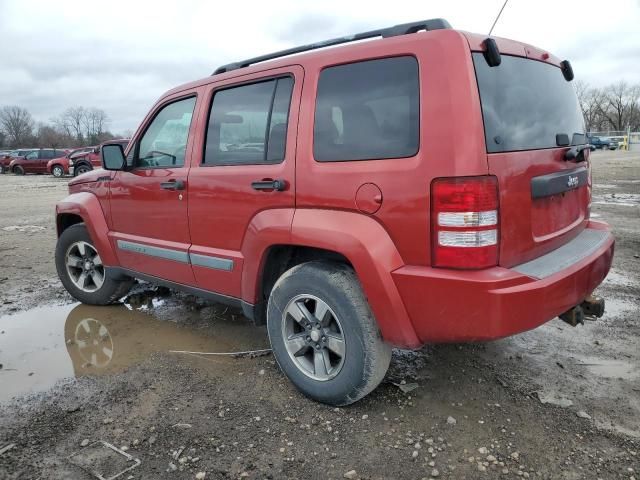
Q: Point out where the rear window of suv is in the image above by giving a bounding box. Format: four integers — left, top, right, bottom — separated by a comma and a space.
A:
473, 54, 585, 153
314, 56, 419, 162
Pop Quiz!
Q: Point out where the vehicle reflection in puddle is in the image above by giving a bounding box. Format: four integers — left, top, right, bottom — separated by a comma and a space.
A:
0, 297, 269, 403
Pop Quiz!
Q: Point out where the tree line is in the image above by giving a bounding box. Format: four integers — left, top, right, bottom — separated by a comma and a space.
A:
0, 105, 129, 149
576, 80, 640, 133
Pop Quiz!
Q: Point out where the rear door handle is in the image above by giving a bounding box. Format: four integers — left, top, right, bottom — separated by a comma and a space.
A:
160, 179, 185, 190
251, 179, 286, 191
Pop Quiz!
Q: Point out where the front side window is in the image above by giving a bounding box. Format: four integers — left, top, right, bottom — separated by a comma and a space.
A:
314, 56, 420, 162
25, 151, 38, 160
135, 96, 196, 168
204, 76, 294, 166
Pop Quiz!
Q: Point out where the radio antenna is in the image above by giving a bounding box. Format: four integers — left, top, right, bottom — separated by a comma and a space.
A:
488, 0, 510, 36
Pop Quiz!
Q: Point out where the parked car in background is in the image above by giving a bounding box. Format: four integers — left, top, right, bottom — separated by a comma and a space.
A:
1, 149, 37, 173
587, 136, 613, 150
48, 147, 94, 177
71, 140, 129, 176
10, 148, 69, 175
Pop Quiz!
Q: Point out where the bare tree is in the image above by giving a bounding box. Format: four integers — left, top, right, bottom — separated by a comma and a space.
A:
56, 106, 86, 142
0, 106, 35, 147
82, 108, 110, 144
36, 123, 75, 148
601, 81, 640, 131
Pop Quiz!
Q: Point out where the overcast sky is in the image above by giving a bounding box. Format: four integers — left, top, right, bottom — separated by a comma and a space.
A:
1, 0, 639, 133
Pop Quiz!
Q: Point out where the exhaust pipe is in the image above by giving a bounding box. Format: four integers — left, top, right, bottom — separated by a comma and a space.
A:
559, 295, 605, 327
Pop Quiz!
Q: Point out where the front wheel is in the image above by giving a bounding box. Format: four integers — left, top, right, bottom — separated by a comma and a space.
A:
52, 165, 64, 177
267, 261, 392, 406
13, 165, 24, 175
55, 223, 133, 304
74, 164, 91, 176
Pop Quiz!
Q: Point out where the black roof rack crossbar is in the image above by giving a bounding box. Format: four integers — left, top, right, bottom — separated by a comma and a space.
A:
212, 18, 451, 75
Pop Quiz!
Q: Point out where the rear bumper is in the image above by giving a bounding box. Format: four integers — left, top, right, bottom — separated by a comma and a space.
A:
391, 221, 614, 343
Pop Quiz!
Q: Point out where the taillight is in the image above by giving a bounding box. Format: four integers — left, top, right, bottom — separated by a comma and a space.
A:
431, 176, 499, 269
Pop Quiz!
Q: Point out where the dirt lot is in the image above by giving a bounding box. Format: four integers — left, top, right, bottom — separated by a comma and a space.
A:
0, 151, 639, 480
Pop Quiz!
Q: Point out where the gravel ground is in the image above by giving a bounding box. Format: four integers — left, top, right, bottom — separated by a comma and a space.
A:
0, 151, 639, 480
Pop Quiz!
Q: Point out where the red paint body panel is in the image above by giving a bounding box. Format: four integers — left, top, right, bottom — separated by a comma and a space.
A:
291, 209, 420, 347
488, 148, 591, 267
393, 221, 613, 343
240, 208, 295, 302
187, 66, 303, 298
47, 157, 71, 174
56, 192, 118, 267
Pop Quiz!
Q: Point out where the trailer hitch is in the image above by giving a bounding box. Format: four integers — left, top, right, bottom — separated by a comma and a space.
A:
559, 295, 605, 327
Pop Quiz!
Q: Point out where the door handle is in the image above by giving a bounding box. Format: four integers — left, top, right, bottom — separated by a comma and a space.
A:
251, 179, 286, 191
160, 179, 185, 190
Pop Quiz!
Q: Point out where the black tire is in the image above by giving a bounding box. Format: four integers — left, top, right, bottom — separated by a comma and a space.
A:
13, 165, 24, 175
52, 165, 64, 177
75, 163, 91, 176
55, 223, 133, 305
0, 165, 5, 174
267, 261, 391, 406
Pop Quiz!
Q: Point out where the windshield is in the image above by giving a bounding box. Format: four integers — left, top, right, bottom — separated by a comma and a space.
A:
472, 53, 585, 153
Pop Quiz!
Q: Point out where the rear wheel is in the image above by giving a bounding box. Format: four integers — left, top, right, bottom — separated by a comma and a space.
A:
55, 224, 133, 305
52, 165, 64, 177
75, 163, 91, 176
13, 165, 24, 175
266, 261, 391, 406
0, 165, 5, 174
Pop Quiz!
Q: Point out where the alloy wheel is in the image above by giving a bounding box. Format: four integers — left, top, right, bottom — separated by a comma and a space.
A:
65, 241, 104, 292
281, 294, 346, 381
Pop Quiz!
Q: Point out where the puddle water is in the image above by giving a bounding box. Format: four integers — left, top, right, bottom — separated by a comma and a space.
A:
0, 298, 269, 403
575, 356, 639, 380
592, 193, 640, 207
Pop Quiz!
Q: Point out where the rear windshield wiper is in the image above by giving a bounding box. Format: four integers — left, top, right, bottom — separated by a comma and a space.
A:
564, 144, 590, 162
557, 133, 588, 162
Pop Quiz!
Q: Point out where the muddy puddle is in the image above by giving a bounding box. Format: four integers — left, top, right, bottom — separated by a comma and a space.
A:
0, 294, 269, 403
592, 193, 640, 207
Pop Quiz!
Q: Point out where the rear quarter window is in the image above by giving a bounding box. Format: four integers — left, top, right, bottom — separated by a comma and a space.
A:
313, 56, 419, 162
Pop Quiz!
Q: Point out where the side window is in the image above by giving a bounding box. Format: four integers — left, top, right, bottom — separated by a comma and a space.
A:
203, 76, 294, 166
135, 96, 196, 169
313, 56, 419, 162
25, 151, 38, 160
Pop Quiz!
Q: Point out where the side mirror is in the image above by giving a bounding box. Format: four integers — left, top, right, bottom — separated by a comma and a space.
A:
102, 144, 126, 171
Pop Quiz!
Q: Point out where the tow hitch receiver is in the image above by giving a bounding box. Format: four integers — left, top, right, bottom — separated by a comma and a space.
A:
581, 295, 605, 318
559, 295, 605, 327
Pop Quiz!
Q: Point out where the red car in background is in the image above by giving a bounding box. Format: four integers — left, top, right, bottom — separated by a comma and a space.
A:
71, 139, 129, 176
0, 149, 37, 173
47, 147, 94, 177
9, 148, 69, 175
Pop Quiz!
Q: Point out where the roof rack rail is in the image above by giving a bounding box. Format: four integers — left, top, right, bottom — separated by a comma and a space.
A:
212, 18, 451, 75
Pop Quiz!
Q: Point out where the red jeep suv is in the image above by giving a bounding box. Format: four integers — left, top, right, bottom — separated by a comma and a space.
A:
54, 19, 614, 405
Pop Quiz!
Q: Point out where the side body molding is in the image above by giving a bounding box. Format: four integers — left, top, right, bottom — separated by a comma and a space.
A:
56, 192, 118, 267
289, 209, 420, 347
